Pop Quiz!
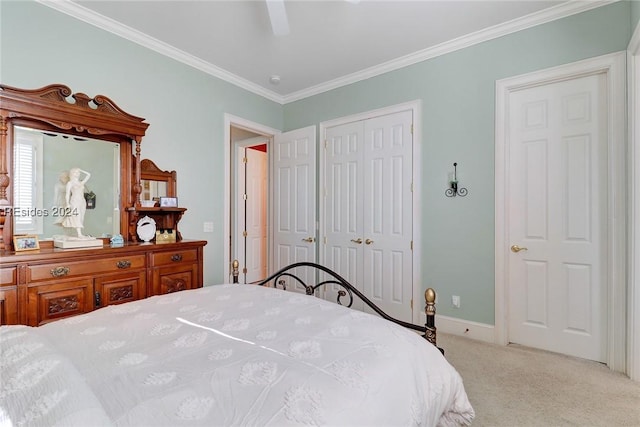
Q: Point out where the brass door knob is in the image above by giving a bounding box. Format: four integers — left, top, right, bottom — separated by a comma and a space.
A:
302, 237, 315, 243
351, 238, 363, 244
510, 245, 528, 253
365, 239, 374, 245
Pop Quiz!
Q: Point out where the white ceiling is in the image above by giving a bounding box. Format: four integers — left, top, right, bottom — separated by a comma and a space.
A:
43, 1, 610, 104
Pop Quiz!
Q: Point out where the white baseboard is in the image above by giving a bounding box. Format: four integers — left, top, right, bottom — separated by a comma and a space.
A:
420, 313, 495, 343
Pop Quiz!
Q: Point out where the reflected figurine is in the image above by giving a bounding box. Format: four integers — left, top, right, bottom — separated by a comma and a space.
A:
52, 170, 70, 225
61, 167, 91, 238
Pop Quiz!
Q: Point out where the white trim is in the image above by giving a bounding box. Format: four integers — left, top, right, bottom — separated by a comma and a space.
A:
223, 114, 280, 282
37, 0, 285, 104
318, 100, 423, 324
419, 312, 495, 344
628, 22, 640, 381
37, 0, 614, 105
283, 1, 616, 103
495, 52, 627, 372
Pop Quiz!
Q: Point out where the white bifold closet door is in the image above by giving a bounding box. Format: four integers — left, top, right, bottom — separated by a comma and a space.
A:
322, 110, 413, 322
272, 126, 317, 294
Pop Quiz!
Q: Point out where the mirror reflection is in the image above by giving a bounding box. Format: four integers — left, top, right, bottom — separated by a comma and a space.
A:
13, 126, 121, 239
141, 179, 167, 201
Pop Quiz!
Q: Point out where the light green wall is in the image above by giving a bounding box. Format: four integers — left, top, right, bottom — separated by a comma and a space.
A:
632, 0, 640, 32
283, 2, 632, 324
1, 1, 633, 324
0, 0, 283, 284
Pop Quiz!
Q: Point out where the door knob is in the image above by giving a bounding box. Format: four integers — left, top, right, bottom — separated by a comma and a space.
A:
510, 245, 528, 253
365, 239, 374, 245
302, 237, 315, 243
351, 238, 363, 244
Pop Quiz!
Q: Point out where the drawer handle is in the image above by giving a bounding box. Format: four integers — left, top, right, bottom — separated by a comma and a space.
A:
117, 260, 132, 269
171, 254, 183, 262
50, 266, 70, 277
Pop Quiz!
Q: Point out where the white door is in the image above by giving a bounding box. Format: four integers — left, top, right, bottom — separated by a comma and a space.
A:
235, 146, 268, 284
362, 111, 413, 321
245, 147, 268, 282
507, 73, 607, 362
323, 111, 413, 321
272, 126, 317, 293
324, 121, 365, 307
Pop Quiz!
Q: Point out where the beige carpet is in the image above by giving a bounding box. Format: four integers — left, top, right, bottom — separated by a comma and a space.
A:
438, 333, 640, 427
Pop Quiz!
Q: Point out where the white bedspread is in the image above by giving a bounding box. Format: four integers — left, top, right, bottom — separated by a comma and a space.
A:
0, 284, 474, 426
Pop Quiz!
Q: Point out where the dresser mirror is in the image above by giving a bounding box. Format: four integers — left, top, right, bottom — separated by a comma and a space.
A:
0, 84, 149, 250
139, 158, 177, 202
12, 126, 121, 240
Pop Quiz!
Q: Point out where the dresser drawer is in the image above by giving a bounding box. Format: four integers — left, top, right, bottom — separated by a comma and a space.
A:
1, 267, 17, 286
28, 255, 146, 282
151, 249, 198, 266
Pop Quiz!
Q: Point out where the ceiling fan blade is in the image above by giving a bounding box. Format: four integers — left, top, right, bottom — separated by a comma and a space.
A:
266, 0, 290, 36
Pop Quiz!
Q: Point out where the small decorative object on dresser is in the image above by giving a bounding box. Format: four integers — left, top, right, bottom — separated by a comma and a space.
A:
159, 196, 178, 207
110, 234, 125, 248
155, 228, 176, 244
13, 235, 39, 252
136, 216, 156, 242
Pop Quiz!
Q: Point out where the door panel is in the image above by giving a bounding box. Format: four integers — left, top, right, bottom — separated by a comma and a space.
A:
362, 111, 413, 321
508, 74, 606, 361
324, 121, 365, 307
322, 110, 413, 321
272, 126, 316, 293
246, 148, 267, 283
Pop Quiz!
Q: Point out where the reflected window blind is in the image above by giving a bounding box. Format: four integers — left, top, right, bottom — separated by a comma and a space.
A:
13, 129, 43, 234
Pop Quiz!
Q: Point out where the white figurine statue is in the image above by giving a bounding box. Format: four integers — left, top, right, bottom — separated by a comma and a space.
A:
52, 170, 70, 225
61, 167, 91, 238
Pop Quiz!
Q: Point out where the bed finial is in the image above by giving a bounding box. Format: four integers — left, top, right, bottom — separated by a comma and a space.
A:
232, 259, 239, 284
424, 288, 438, 350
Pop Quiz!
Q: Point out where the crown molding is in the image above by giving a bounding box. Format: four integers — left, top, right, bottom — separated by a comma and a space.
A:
35, 0, 286, 104
37, 0, 615, 105
283, 0, 617, 103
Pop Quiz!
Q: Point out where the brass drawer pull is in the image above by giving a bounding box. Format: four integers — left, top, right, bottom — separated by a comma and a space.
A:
171, 254, 183, 262
117, 260, 132, 269
50, 266, 70, 277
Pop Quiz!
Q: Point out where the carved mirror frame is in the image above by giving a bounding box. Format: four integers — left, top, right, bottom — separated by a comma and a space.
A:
0, 84, 149, 251
140, 158, 177, 198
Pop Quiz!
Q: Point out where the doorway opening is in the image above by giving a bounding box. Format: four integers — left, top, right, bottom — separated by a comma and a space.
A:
224, 115, 278, 283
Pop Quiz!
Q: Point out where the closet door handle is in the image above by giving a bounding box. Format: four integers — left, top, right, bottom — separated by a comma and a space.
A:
365, 239, 374, 245
302, 237, 315, 243
351, 238, 363, 244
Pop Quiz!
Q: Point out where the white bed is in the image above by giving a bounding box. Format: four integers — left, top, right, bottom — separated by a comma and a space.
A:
0, 279, 474, 426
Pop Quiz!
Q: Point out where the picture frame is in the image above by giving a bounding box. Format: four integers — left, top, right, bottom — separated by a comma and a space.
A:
159, 197, 178, 208
13, 234, 40, 252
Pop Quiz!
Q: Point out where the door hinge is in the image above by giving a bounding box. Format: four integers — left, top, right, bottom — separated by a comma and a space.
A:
410, 182, 413, 192
410, 124, 413, 135
243, 193, 247, 200
410, 298, 413, 310
410, 240, 413, 250
242, 156, 248, 163
242, 230, 248, 237
323, 237, 327, 244
324, 140, 328, 149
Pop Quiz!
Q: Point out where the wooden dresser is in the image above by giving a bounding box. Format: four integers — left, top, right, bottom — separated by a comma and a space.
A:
0, 240, 206, 326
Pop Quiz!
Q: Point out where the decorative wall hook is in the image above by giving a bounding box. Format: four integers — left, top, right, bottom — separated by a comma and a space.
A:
445, 162, 468, 197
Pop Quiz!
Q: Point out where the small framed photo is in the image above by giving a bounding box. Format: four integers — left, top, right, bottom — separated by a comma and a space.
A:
159, 197, 178, 208
13, 234, 40, 252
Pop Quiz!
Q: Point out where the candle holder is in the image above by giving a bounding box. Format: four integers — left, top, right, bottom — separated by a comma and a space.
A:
445, 162, 468, 197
